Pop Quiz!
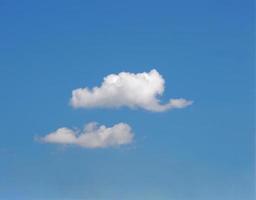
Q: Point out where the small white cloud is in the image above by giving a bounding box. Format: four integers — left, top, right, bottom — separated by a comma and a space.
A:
39, 122, 134, 149
70, 69, 192, 112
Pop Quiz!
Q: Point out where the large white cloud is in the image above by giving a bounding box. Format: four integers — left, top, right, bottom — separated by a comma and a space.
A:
39, 122, 134, 148
70, 69, 192, 112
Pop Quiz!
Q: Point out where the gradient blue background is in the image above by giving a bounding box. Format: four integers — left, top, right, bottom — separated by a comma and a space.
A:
0, 0, 254, 199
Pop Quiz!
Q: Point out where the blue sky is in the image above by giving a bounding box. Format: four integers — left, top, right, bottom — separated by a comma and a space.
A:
0, 0, 254, 199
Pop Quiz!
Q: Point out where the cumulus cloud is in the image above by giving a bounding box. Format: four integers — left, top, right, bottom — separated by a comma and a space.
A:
38, 122, 134, 149
70, 69, 192, 112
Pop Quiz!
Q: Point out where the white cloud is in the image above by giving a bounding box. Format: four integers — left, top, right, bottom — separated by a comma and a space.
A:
39, 122, 134, 149
70, 69, 192, 112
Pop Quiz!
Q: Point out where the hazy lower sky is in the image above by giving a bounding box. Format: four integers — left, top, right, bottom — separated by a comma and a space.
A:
0, 0, 254, 199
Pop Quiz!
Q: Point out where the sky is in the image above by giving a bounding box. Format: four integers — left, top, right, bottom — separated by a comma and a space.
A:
0, 0, 254, 199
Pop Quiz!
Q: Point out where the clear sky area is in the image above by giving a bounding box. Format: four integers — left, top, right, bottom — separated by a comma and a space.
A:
0, 0, 254, 199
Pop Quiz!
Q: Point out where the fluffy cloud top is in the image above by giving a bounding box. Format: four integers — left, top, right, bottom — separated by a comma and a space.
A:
39, 122, 134, 148
70, 69, 192, 112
